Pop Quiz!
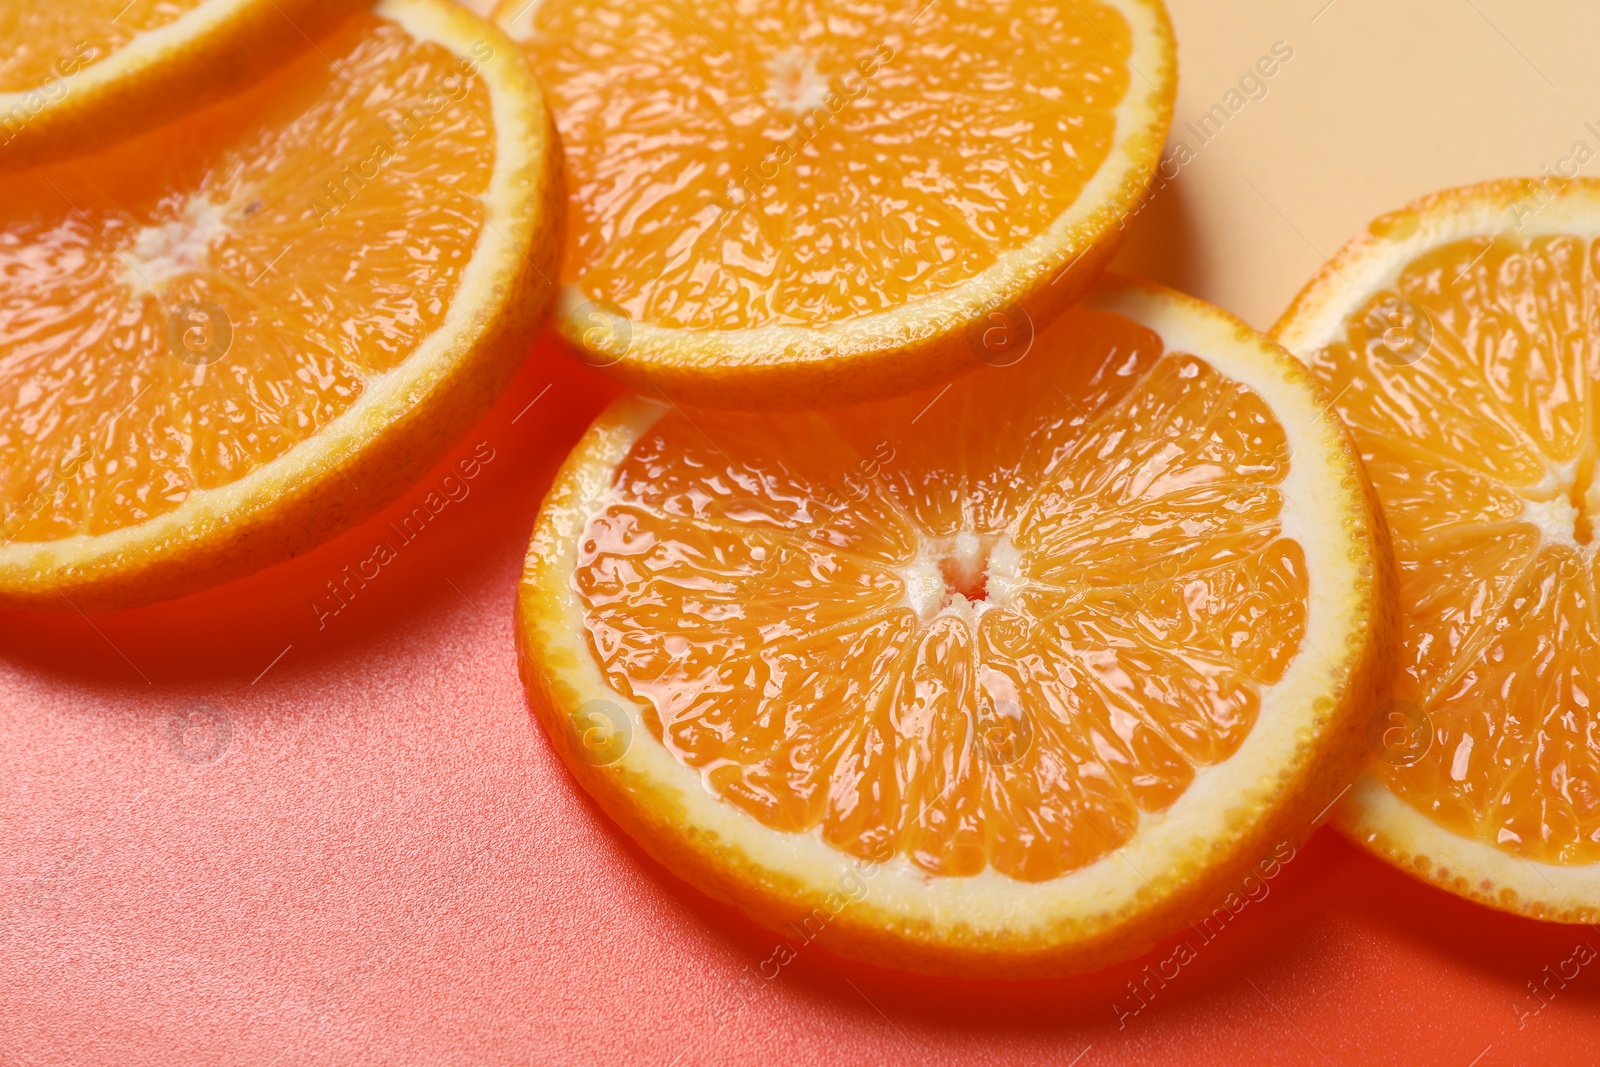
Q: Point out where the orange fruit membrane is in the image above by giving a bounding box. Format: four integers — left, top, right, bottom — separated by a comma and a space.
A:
519, 277, 1391, 976
0, 0, 372, 168
0, 0, 561, 611
1275, 178, 1600, 921
497, 0, 1175, 408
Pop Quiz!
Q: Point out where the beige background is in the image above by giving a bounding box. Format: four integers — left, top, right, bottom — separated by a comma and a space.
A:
1113, 0, 1600, 329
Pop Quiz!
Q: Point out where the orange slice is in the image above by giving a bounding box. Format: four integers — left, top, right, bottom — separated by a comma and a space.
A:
518, 277, 1391, 976
1274, 178, 1600, 922
0, 0, 560, 612
496, 0, 1174, 408
0, 0, 371, 169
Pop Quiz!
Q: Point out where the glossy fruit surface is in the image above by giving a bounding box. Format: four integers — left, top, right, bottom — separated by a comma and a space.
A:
497, 0, 1175, 407
1276, 178, 1600, 921
0, 0, 561, 611
520, 277, 1390, 975
0, 0, 371, 167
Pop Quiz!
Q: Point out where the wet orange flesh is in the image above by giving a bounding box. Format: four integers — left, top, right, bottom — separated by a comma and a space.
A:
574, 309, 1307, 881
516, 0, 1131, 329
0, 13, 494, 542
1310, 234, 1600, 864
0, 1, 207, 90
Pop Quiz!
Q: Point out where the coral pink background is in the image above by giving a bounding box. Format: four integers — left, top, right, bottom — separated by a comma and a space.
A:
7, 0, 1600, 1063
6, 347, 1598, 1066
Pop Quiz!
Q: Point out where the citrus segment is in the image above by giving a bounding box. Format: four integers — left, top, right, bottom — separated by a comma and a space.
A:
0, 0, 560, 610
520, 278, 1389, 975
1, 2, 208, 89
497, 0, 1175, 407
1274, 179, 1600, 919
0, 0, 371, 168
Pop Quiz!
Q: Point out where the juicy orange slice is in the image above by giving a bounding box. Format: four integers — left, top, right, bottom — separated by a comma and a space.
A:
0, 0, 560, 611
496, 0, 1174, 408
0, 0, 371, 168
518, 277, 1390, 976
1275, 178, 1600, 922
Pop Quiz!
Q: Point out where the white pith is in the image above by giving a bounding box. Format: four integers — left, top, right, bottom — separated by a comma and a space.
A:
1520, 492, 1583, 551
0, 0, 255, 102
896, 530, 1019, 623
124, 195, 228, 293
0, 0, 551, 582
764, 46, 830, 116
1274, 180, 1600, 920
1506, 455, 1596, 554
523, 279, 1374, 944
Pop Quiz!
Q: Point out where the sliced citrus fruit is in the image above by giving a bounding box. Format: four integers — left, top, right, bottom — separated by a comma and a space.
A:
496, 0, 1175, 408
518, 276, 1391, 976
1274, 178, 1600, 922
0, 0, 560, 612
0, 0, 372, 169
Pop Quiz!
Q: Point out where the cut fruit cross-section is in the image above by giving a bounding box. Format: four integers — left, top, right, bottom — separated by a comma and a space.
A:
518, 277, 1391, 977
1275, 178, 1600, 924
497, 0, 1175, 408
0, 0, 371, 169
0, 0, 561, 612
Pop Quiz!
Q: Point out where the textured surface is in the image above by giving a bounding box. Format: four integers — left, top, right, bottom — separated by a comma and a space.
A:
0, 0, 207, 89
9, 0, 1600, 1061
1309, 234, 1600, 866
4, 346, 1600, 1066
577, 309, 1305, 878
0, 13, 492, 538
520, 0, 1129, 328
